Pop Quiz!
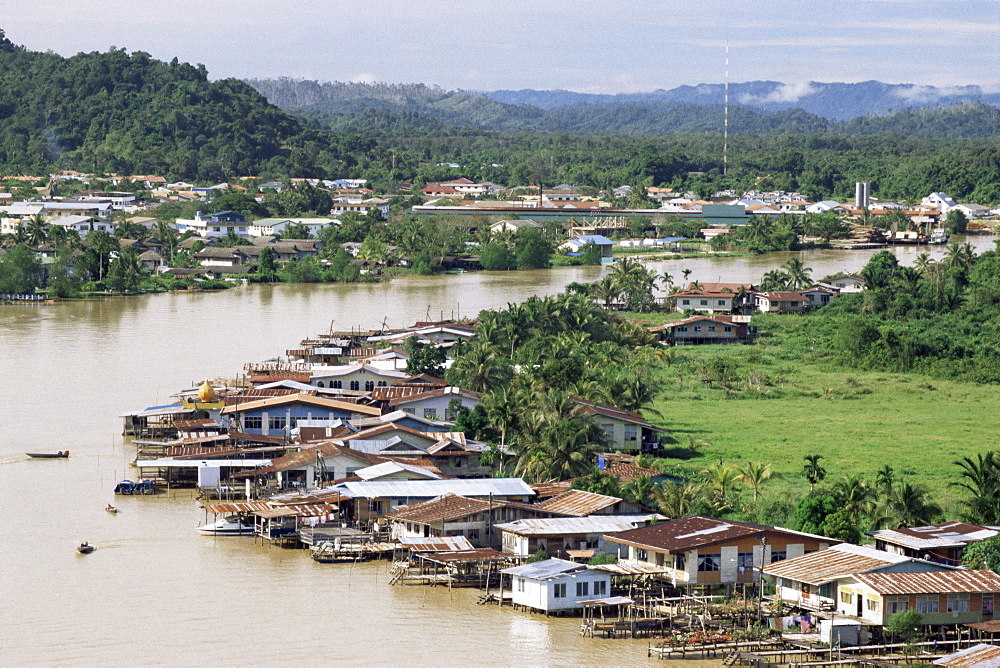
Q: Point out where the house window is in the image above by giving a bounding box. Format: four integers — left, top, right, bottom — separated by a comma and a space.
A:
717, 300, 726, 306
317, 381, 325, 388
682, 299, 690, 305
467, 529, 480, 540
866, 598, 879, 612
841, 591, 853, 605
553, 583, 566, 598
367, 500, 383, 514
268, 416, 286, 431
624, 425, 637, 442
770, 551, 787, 563
708, 326, 716, 332
699, 300, 708, 306
916, 596, 939, 613
594, 580, 607, 596
984, 595, 994, 615
698, 554, 721, 572
350, 381, 360, 391
724, 326, 732, 332
675, 554, 686, 570
635, 548, 648, 562
737, 553, 754, 570
576, 582, 589, 597
365, 380, 375, 391
377, 381, 387, 387
677, 326, 688, 332
790, 301, 799, 307
517, 577, 525, 592
332, 380, 342, 389
887, 598, 909, 614
423, 408, 438, 419
694, 326, 702, 333
948, 595, 970, 613
600, 424, 614, 440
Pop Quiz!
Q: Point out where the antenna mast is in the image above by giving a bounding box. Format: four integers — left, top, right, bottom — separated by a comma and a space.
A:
724, 41, 729, 177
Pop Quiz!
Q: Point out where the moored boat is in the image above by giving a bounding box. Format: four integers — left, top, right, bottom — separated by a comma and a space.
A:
27, 451, 69, 458
196, 516, 254, 536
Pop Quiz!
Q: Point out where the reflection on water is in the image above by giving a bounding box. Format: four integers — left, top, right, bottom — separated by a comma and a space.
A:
0, 237, 993, 665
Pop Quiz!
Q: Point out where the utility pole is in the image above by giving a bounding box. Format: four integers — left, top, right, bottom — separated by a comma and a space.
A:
724, 42, 729, 177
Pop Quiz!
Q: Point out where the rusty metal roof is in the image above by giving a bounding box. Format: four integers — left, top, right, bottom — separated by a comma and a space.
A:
201, 502, 274, 514
536, 490, 625, 517
855, 570, 1000, 596
592, 560, 673, 576
417, 548, 510, 563
530, 481, 573, 498
764, 544, 912, 585
495, 515, 663, 536
387, 493, 493, 524
869, 522, 1000, 551
933, 643, 1000, 666
254, 504, 339, 518
397, 536, 474, 552
967, 621, 1000, 633
610, 516, 837, 556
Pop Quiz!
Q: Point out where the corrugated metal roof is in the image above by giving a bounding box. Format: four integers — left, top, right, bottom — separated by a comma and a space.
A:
869, 522, 1000, 550
254, 504, 338, 518
593, 560, 673, 575
333, 477, 535, 499
933, 642, 1000, 666
398, 536, 474, 552
609, 515, 836, 555
418, 548, 509, 563
495, 514, 663, 536
202, 501, 274, 514
502, 558, 587, 579
536, 490, 624, 517
764, 544, 911, 585
855, 570, 1000, 596
387, 493, 492, 523
356, 461, 441, 480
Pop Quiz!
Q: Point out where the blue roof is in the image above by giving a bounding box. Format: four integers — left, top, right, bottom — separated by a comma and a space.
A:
576, 235, 615, 245
659, 237, 686, 243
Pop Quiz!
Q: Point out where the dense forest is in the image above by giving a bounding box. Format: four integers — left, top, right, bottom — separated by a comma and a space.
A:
0, 30, 998, 202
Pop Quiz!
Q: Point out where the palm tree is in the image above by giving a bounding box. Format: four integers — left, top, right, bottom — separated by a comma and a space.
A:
783, 257, 813, 289
889, 481, 942, 528
875, 465, 895, 495
737, 461, 775, 501
803, 454, 826, 493
832, 474, 874, 525
24, 214, 48, 247
652, 482, 705, 518
761, 270, 790, 291
660, 271, 674, 293
681, 268, 692, 287
701, 462, 740, 501
591, 275, 621, 309
621, 474, 654, 506
913, 253, 934, 276
952, 453, 1000, 524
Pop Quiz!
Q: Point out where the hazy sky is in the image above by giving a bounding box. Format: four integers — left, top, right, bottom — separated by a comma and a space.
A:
4, 1, 998, 93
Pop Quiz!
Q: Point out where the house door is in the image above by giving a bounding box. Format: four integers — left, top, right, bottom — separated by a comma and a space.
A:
856, 593, 864, 618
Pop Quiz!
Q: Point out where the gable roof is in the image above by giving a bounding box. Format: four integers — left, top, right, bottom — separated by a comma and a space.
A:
757, 291, 809, 301
333, 477, 535, 500
536, 489, 626, 517
386, 386, 483, 407
501, 557, 588, 580
354, 460, 442, 481
854, 570, 1000, 596
220, 393, 381, 416
933, 643, 1000, 666
609, 515, 836, 554
496, 515, 664, 536
764, 543, 918, 585
868, 521, 1000, 551
238, 442, 386, 476
386, 493, 493, 523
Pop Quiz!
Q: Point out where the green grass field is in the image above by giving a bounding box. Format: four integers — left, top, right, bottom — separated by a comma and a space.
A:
638, 315, 1000, 514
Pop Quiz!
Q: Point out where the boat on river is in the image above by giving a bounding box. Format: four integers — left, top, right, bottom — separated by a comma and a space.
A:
27, 451, 69, 458
196, 516, 254, 536
105, 505, 118, 514
77, 543, 94, 554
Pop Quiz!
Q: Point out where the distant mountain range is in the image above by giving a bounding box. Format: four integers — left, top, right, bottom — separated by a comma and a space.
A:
483, 81, 1000, 120
245, 78, 1000, 138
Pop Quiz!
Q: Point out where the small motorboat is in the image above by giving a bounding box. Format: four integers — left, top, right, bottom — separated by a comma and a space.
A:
105, 505, 119, 514
114, 480, 135, 495
27, 451, 69, 458
77, 543, 94, 554
196, 516, 254, 536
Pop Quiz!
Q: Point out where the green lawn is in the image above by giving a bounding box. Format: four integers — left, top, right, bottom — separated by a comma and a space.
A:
638, 317, 1000, 514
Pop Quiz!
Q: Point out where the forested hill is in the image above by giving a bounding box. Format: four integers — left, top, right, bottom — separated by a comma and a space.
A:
0, 30, 354, 180
246, 77, 1000, 138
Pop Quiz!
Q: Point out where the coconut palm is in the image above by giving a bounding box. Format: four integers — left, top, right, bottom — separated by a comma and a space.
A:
737, 461, 775, 501
889, 481, 942, 528
23, 214, 48, 247
652, 482, 705, 518
761, 270, 790, 291
832, 474, 874, 525
913, 253, 934, 276
621, 474, 655, 506
783, 257, 813, 289
952, 452, 1000, 524
701, 462, 740, 501
803, 454, 826, 493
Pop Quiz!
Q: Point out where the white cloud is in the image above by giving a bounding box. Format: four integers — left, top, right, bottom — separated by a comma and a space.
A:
348, 73, 379, 84
738, 81, 819, 105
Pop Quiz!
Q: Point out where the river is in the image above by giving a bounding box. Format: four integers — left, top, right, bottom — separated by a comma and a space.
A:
0, 237, 993, 665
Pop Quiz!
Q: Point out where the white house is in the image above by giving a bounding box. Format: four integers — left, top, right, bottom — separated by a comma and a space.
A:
823, 274, 866, 293
175, 211, 249, 238
49, 215, 115, 234
922, 192, 958, 214
247, 218, 338, 238
502, 558, 612, 613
